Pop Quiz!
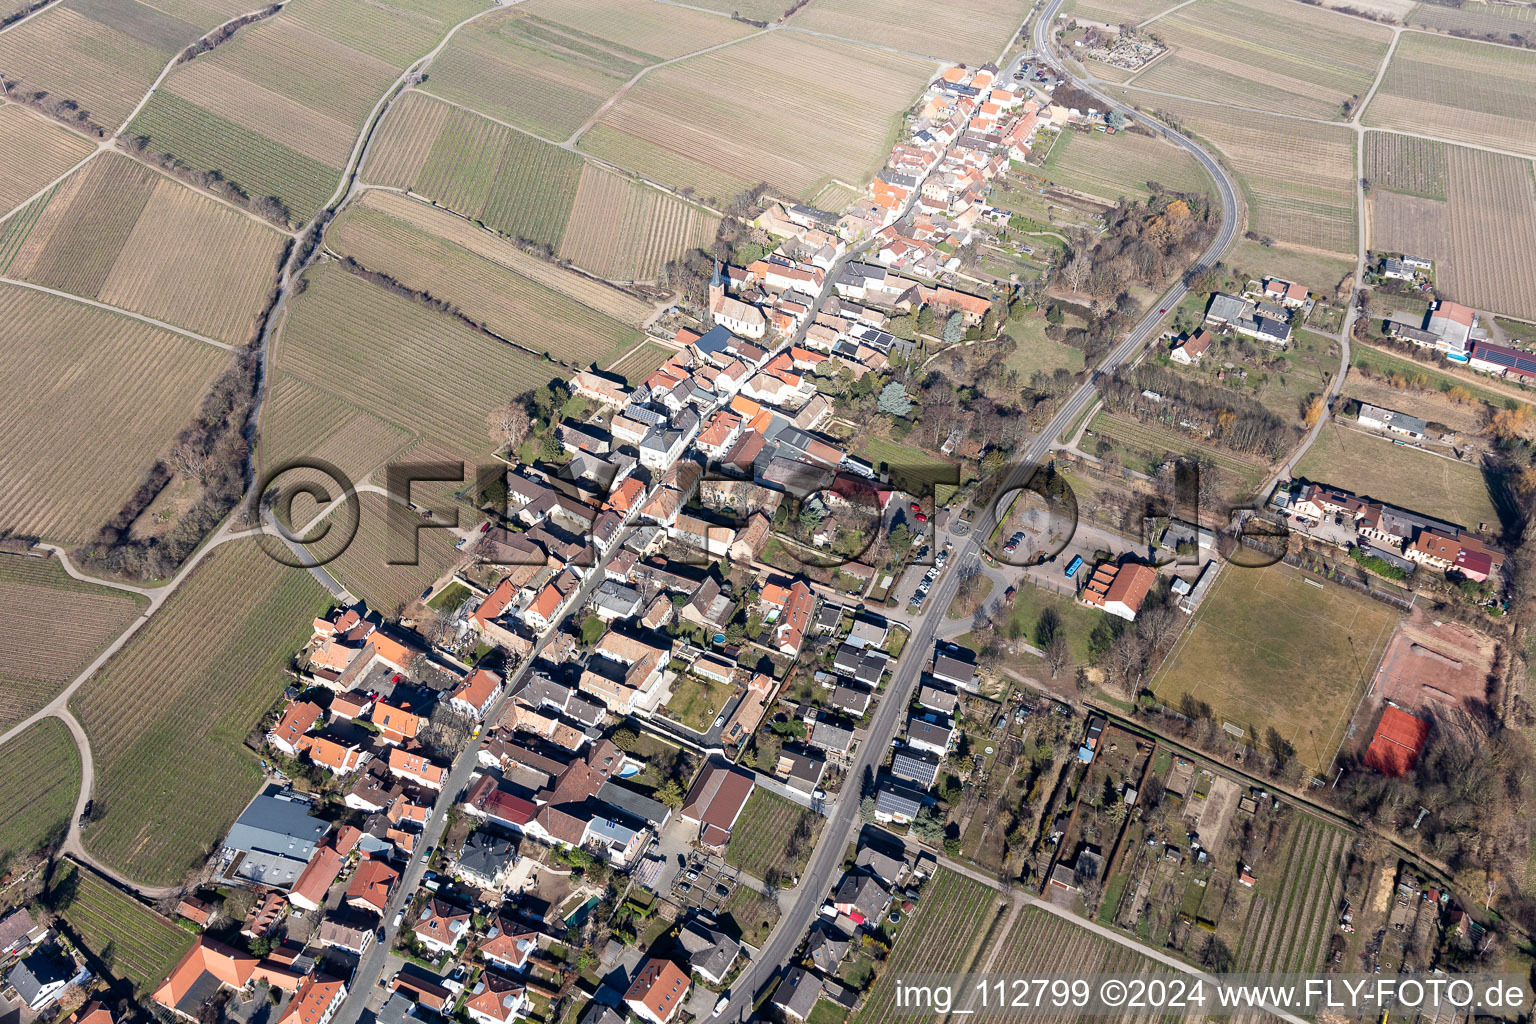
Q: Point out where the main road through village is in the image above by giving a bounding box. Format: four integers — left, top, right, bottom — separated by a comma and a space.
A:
703, 2, 1242, 1020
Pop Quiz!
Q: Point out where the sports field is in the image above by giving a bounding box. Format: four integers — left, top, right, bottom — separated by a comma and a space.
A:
1042, 127, 1210, 203
424, 0, 752, 140
0, 718, 80, 871
1151, 560, 1400, 773
1363, 32, 1536, 159
328, 193, 644, 367
1, 153, 286, 343
1292, 421, 1501, 532
578, 30, 933, 203
1133, 0, 1393, 119
72, 540, 331, 886
52, 860, 195, 993
1131, 91, 1357, 258
1367, 142, 1536, 320
0, 555, 145, 734
268, 262, 558, 473
788, 0, 1024, 63
0, 282, 230, 545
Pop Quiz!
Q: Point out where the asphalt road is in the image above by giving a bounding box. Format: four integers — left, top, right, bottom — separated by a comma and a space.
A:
707, 6, 1241, 1019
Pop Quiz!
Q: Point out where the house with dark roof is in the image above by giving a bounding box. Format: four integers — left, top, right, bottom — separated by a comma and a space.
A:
678, 920, 740, 986
455, 831, 519, 890
679, 760, 755, 851
222, 791, 331, 890
7, 950, 73, 1009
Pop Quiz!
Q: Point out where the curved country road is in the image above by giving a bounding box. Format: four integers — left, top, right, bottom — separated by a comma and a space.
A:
706, 4, 1241, 1021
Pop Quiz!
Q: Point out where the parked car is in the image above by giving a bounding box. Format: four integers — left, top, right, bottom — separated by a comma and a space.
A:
914, 512, 929, 523
909, 501, 922, 513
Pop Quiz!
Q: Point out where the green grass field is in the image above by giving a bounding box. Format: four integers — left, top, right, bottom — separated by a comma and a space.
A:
0, 718, 80, 872
0, 555, 145, 734
1293, 420, 1501, 532
1151, 560, 1399, 773
72, 540, 332, 887
663, 673, 735, 733
1086, 411, 1269, 492
1351, 343, 1534, 415
1043, 127, 1211, 203
859, 436, 963, 505
52, 860, 195, 992
1007, 579, 1117, 669
722, 789, 822, 883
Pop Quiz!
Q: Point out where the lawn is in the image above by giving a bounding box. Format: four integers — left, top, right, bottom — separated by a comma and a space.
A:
1007, 578, 1118, 668
0, 718, 80, 872
72, 540, 333, 887
722, 789, 822, 883
1150, 560, 1399, 774
663, 673, 735, 733
1003, 311, 1087, 381
1292, 420, 1501, 532
52, 860, 195, 993
859, 436, 964, 505
1042, 126, 1211, 204
0, 554, 146, 734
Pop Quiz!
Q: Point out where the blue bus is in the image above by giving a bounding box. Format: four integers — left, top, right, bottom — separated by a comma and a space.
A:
1064, 555, 1084, 579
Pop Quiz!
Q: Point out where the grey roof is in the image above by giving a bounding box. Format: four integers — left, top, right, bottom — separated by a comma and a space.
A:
917, 684, 958, 713
376, 993, 420, 1024
830, 684, 872, 715
457, 831, 517, 881
931, 653, 974, 687
1205, 292, 1249, 323
853, 651, 888, 687
598, 780, 672, 828
907, 716, 953, 750
779, 747, 826, 790
875, 783, 923, 819
0, 908, 38, 951
519, 673, 571, 712
832, 643, 863, 676
773, 966, 828, 1019
810, 716, 854, 753
890, 747, 941, 789
593, 579, 642, 616
8, 952, 70, 1006
581, 1005, 627, 1024
834, 873, 890, 918
225, 793, 329, 862
806, 923, 850, 973
1358, 403, 1429, 436
855, 846, 907, 886
679, 921, 740, 981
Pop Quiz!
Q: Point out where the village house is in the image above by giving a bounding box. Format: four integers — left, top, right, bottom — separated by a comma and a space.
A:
1079, 561, 1158, 621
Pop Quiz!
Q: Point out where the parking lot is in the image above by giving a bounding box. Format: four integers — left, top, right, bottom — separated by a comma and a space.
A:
669, 853, 743, 916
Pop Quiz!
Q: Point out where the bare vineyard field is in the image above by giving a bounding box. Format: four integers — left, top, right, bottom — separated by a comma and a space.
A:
53, 861, 195, 993
665, 0, 787, 17
257, 374, 413, 487
0, 719, 80, 871
366, 92, 585, 250
1369, 144, 1536, 319
1409, 1, 1536, 39
609, 340, 676, 382
1363, 133, 1447, 199
788, 0, 1024, 62
1363, 32, 1536, 159
1131, 91, 1358, 257
425, 0, 751, 140
356, 189, 652, 323
0, 0, 192, 130
0, 555, 144, 734
1233, 818, 1349, 973
127, 0, 483, 224
271, 263, 557, 467
72, 540, 332, 887
1068, 0, 1186, 24
3, 153, 286, 343
558, 164, 720, 281
961, 906, 1174, 1024
0, 105, 95, 213
328, 197, 642, 367
850, 869, 1002, 1024
578, 31, 933, 204
1042, 126, 1211, 203
0, 283, 229, 545
1131, 0, 1393, 119
128, 92, 342, 224
306, 491, 463, 614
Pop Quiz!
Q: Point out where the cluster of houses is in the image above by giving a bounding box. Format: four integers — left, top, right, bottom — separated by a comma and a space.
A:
1384, 298, 1536, 381
1197, 277, 1310, 351
766, 834, 934, 1022
1278, 482, 1503, 583
0, 907, 94, 1017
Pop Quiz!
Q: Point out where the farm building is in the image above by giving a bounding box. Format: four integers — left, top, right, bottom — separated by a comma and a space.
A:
1356, 404, 1428, 440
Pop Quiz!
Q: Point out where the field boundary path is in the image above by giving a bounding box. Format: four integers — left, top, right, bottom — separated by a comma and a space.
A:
0, 0, 515, 899
0, 277, 236, 351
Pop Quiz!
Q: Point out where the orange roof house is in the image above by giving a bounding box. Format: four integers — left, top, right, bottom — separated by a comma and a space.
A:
269, 702, 322, 756
288, 846, 343, 912
625, 957, 691, 1024
344, 859, 398, 914
153, 939, 301, 1020
70, 1002, 114, 1024
450, 668, 504, 720
1364, 706, 1429, 777
414, 899, 471, 954
301, 733, 368, 775
388, 746, 445, 790
604, 476, 647, 516
1080, 562, 1157, 621
775, 581, 816, 656
372, 702, 422, 745
275, 974, 347, 1024
464, 970, 528, 1024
